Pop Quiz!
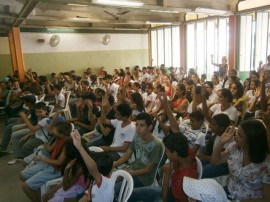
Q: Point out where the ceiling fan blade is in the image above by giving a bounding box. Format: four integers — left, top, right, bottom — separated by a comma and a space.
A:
119, 10, 130, 15
104, 11, 115, 17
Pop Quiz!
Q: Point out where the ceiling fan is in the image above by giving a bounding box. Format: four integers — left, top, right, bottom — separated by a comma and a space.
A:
104, 9, 130, 20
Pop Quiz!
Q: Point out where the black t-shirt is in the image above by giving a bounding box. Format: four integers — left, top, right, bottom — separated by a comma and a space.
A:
96, 108, 116, 145
81, 105, 99, 125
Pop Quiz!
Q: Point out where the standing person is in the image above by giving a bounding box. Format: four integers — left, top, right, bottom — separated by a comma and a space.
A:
211, 120, 270, 201
211, 55, 228, 79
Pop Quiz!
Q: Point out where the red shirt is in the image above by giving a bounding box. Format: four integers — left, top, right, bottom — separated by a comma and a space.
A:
50, 139, 66, 171
170, 156, 197, 202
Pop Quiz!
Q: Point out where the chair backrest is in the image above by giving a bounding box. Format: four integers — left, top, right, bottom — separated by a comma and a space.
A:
111, 170, 134, 202
39, 94, 45, 102
195, 156, 203, 179
64, 91, 71, 110
48, 105, 55, 117
151, 142, 165, 186
89, 146, 103, 152
255, 110, 261, 118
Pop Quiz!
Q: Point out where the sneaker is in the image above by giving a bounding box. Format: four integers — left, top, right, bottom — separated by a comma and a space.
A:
8, 159, 23, 165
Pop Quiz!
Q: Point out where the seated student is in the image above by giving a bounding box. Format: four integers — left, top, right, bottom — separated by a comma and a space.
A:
73, 92, 99, 135
0, 95, 37, 152
71, 129, 115, 202
19, 120, 72, 202
183, 177, 228, 202
53, 84, 65, 110
85, 94, 116, 147
42, 139, 90, 202
114, 112, 163, 188
179, 111, 206, 154
128, 134, 197, 202
142, 83, 157, 113
8, 102, 50, 165
104, 74, 119, 99
99, 103, 135, 161
197, 113, 230, 178
129, 92, 145, 121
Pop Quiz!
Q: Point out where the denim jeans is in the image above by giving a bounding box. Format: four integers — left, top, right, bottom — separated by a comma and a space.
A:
202, 161, 229, 178
11, 125, 31, 158
0, 118, 23, 149
128, 186, 162, 202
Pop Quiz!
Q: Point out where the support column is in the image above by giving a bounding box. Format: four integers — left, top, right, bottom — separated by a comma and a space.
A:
228, 15, 237, 70
8, 27, 25, 81
180, 24, 186, 67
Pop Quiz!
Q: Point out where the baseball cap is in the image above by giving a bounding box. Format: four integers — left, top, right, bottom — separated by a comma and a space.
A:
183, 177, 228, 202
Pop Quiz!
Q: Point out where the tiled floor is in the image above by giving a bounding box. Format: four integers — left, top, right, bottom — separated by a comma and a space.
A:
0, 117, 29, 202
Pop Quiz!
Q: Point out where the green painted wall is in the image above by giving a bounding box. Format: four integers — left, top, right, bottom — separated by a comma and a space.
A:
0, 54, 13, 79
23, 49, 148, 76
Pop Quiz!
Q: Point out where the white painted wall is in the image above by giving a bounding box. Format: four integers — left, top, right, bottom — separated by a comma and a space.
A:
21, 33, 148, 53
0, 37, 11, 54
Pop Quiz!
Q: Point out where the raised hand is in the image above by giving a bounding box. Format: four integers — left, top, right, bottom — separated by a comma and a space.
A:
86, 100, 93, 109
254, 87, 261, 98
71, 129, 82, 150
219, 126, 235, 146
158, 92, 168, 104
65, 159, 77, 171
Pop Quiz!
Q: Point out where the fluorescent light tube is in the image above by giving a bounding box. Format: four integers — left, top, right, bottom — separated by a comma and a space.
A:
92, 0, 144, 7
67, 3, 87, 7
150, 10, 180, 14
195, 7, 231, 15
146, 21, 172, 25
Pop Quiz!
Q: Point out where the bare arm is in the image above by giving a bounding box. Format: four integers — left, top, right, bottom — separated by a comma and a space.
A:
114, 149, 133, 167
100, 142, 131, 153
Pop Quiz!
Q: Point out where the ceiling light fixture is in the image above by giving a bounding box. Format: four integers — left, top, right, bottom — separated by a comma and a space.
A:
150, 10, 180, 14
92, 0, 144, 7
67, 3, 87, 7
146, 21, 173, 25
195, 7, 231, 15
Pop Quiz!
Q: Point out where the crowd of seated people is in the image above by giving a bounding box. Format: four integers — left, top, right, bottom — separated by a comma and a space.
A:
0, 56, 270, 202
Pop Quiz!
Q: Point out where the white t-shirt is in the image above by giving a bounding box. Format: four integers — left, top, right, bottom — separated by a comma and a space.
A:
109, 83, 119, 98
245, 90, 255, 104
179, 126, 206, 149
262, 63, 270, 70
35, 117, 50, 142
187, 101, 209, 114
153, 120, 169, 140
142, 92, 157, 103
141, 73, 150, 83
210, 104, 238, 124
208, 92, 218, 104
55, 92, 65, 108
110, 120, 135, 156
213, 83, 222, 93
91, 175, 114, 202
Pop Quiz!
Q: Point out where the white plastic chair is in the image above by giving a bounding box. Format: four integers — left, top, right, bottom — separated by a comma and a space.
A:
63, 91, 72, 120
151, 142, 165, 186
195, 156, 203, 179
89, 146, 103, 152
40, 177, 63, 198
39, 94, 45, 102
48, 105, 55, 117
111, 169, 134, 202
255, 110, 261, 118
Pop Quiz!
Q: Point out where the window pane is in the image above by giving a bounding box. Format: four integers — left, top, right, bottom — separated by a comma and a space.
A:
206, 20, 216, 79
157, 29, 164, 66
239, 15, 253, 71
151, 30, 157, 66
164, 28, 172, 67
172, 26, 180, 67
187, 23, 195, 71
255, 12, 269, 66
196, 22, 206, 77
218, 18, 229, 61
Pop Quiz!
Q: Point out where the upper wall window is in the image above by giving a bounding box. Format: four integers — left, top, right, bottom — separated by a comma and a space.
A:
186, 18, 229, 79
239, 11, 270, 71
151, 26, 180, 67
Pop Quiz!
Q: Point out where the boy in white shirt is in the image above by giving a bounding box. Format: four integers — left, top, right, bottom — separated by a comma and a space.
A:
53, 84, 65, 109
8, 102, 50, 164
99, 103, 135, 160
104, 74, 119, 99
142, 83, 157, 113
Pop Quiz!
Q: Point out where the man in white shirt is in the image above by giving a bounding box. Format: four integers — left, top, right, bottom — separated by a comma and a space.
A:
99, 103, 135, 160
53, 84, 65, 109
142, 83, 157, 113
104, 74, 119, 99
141, 67, 150, 83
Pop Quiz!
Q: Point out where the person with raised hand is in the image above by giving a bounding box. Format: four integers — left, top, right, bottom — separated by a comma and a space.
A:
211, 120, 270, 201
71, 129, 115, 202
